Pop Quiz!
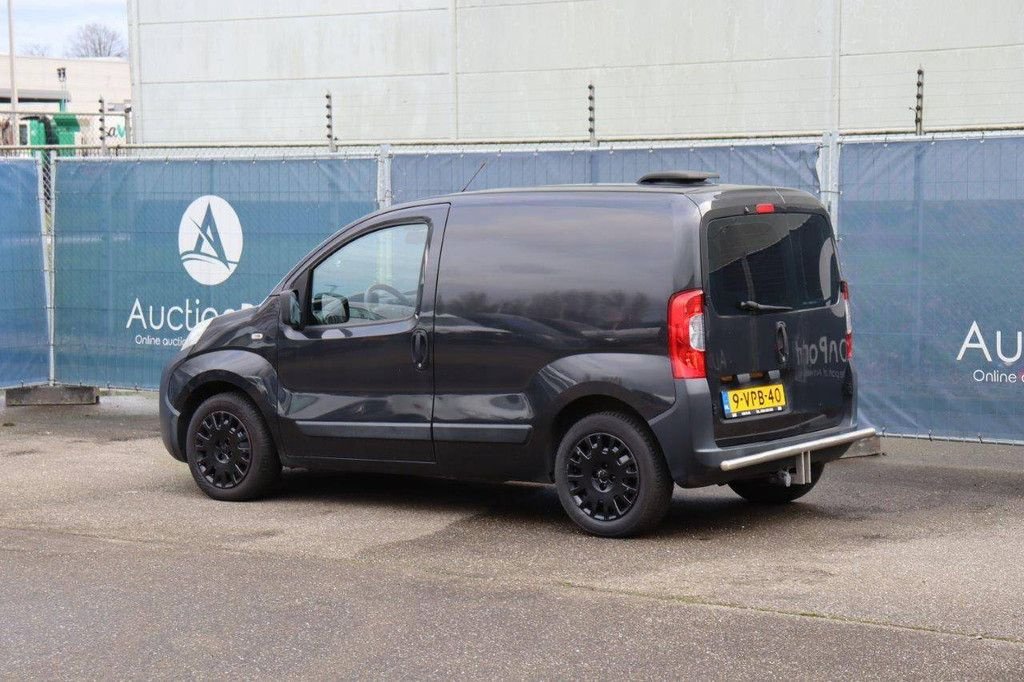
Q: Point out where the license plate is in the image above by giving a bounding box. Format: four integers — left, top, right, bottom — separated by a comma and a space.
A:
721, 383, 787, 418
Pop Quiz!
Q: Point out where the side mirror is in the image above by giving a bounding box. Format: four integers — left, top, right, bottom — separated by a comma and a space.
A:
280, 290, 304, 330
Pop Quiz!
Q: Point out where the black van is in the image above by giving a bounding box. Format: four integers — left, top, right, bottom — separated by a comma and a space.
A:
159, 171, 874, 537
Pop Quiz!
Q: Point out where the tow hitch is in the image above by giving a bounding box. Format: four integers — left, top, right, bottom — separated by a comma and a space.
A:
769, 451, 814, 487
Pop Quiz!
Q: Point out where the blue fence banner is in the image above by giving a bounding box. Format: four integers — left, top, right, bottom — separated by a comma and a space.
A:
589, 143, 821, 195
391, 150, 592, 203
391, 143, 820, 203
839, 136, 1024, 442
0, 159, 49, 388
54, 158, 378, 389
32, 137, 1024, 444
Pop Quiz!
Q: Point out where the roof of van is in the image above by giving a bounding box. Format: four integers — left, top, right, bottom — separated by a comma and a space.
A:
424, 182, 824, 211
450, 182, 767, 197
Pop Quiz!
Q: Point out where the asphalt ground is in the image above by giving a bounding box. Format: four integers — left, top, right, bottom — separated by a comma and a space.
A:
1, 393, 1023, 680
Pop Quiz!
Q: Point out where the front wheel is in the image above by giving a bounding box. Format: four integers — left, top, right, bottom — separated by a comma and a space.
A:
185, 392, 281, 501
727, 462, 825, 504
554, 412, 674, 537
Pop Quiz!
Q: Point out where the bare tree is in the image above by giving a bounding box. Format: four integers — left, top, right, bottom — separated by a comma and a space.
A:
20, 43, 52, 57
65, 23, 127, 59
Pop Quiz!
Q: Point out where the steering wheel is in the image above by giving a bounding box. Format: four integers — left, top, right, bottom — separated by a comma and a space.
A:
364, 283, 413, 309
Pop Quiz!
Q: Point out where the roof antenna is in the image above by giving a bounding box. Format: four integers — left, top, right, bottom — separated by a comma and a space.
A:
460, 160, 488, 192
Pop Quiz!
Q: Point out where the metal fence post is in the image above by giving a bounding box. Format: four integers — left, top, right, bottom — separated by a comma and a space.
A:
98, 96, 108, 155
377, 143, 392, 209
325, 91, 337, 153
819, 131, 841, 230
914, 68, 924, 135
47, 151, 56, 384
587, 83, 597, 147
36, 151, 56, 384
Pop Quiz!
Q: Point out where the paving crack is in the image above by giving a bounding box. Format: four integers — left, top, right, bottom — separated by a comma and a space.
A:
554, 580, 1024, 646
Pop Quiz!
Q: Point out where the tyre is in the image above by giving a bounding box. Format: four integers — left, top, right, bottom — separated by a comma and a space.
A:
727, 462, 825, 504
185, 392, 281, 501
554, 411, 674, 537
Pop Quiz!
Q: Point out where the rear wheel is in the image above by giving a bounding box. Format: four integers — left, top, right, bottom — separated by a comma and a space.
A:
728, 462, 824, 504
554, 412, 674, 537
185, 392, 281, 501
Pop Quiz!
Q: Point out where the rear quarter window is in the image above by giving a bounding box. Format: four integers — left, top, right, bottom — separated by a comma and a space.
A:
706, 212, 840, 315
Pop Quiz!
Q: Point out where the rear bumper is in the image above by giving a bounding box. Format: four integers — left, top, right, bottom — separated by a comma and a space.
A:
649, 378, 871, 487
718, 427, 876, 473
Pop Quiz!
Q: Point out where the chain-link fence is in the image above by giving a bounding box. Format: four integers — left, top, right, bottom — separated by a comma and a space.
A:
3, 132, 1024, 444
837, 133, 1024, 443
0, 158, 50, 388
52, 152, 378, 388
389, 141, 820, 204
1, 111, 129, 152
3, 137, 822, 392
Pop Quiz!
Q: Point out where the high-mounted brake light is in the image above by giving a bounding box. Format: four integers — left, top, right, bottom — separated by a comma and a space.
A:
755, 203, 775, 214
668, 290, 706, 379
841, 280, 853, 359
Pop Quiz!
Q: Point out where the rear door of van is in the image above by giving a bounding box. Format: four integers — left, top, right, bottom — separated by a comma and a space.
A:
701, 206, 852, 446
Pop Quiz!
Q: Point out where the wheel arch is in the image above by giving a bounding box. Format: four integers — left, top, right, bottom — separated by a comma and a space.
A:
175, 377, 267, 458
169, 351, 282, 461
547, 392, 666, 480
526, 354, 677, 482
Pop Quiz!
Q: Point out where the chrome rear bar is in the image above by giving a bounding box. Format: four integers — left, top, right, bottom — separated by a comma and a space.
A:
719, 427, 877, 472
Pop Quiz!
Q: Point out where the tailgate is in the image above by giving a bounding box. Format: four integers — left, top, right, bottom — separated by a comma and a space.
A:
702, 209, 852, 446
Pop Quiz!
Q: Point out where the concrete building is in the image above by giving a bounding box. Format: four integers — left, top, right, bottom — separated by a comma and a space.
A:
1, 54, 131, 144
127, 0, 1024, 144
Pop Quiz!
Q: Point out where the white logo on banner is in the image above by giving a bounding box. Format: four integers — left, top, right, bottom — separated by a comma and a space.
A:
177, 195, 243, 286
957, 320, 1024, 384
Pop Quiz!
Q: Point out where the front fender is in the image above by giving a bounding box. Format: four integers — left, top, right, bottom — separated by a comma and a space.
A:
166, 349, 282, 452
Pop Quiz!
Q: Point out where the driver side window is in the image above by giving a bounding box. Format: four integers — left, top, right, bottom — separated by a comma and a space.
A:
309, 223, 428, 325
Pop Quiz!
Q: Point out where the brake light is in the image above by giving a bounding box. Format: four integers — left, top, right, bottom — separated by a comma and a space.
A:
668, 290, 706, 379
755, 203, 775, 214
841, 280, 852, 359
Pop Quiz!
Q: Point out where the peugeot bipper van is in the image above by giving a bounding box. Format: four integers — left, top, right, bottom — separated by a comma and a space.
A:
160, 171, 875, 537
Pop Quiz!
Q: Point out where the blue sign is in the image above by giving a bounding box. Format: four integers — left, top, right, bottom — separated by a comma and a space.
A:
53, 158, 378, 388
391, 143, 819, 203
840, 136, 1024, 442
42, 139, 1024, 444
0, 160, 48, 388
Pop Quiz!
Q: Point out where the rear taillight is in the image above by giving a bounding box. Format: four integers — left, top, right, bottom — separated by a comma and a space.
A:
668, 289, 706, 379
841, 280, 852, 359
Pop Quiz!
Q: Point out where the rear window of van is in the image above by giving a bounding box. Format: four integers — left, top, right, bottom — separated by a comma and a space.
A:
706, 213, 840, 315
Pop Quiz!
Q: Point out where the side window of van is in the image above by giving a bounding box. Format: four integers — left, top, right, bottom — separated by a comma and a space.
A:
309, 223, 428, 325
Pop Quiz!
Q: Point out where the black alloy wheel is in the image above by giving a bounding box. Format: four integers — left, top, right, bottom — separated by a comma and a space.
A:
193, 410, 252, 489
554, 411, 674, 537
565, 432, 640, 521
185, 392, 281, 501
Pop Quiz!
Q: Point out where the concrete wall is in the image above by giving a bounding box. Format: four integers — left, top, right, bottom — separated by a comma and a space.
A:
127, 0, 1024, 144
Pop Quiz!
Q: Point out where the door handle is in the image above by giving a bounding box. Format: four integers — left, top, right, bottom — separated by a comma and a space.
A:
776, 321, 789, 366
411, 329, 429, 370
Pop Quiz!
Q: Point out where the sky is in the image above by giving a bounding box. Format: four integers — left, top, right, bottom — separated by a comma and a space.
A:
1, 0, 128, 58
